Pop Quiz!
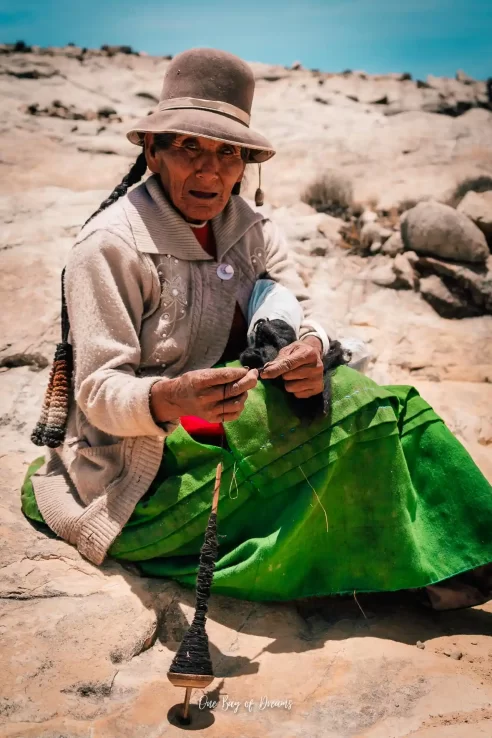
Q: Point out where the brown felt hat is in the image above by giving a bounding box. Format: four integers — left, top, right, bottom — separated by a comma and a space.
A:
126, 48, 275, 164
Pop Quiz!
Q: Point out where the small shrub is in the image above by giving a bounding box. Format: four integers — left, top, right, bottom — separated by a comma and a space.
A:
351, 201, 364, 218
449, 175, 492, 207
14, 40, 31, 52
301, 170, 354, 218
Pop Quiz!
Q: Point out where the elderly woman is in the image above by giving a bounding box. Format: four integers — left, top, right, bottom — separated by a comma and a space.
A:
22, 48, 492, 611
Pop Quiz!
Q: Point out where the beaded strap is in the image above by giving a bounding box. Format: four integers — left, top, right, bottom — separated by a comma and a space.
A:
31, 269, 73, 448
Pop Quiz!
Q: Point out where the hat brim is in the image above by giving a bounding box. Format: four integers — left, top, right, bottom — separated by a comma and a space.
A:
126, 108, 275, 164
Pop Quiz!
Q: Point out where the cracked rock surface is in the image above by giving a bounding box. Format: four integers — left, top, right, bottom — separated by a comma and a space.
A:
1, 45, 492, 738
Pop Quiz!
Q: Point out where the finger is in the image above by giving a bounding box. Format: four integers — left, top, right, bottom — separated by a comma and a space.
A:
208, 403, 246, 422
212, 409, 244, 422
195, 366, 249, 389
203, 369, 258, 403
206, 392, 248, 414
281, 364, 320, 381
224, 368, 258, 399
260, 356, 301, 379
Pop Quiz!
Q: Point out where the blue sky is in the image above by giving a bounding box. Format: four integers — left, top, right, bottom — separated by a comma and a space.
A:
1, 0, 491, 80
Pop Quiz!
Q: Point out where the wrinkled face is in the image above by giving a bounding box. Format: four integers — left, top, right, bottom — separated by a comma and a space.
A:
144, 132, 246, 223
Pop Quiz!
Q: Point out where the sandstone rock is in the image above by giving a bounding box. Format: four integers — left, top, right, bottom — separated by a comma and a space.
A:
289, 201, 318, 216
415, 255, 492, 315
381, 230, 404, 256
419, 274, 475, 318
272, 211, 331, 242
360, 209, 378, 225
366, 262, 397, 287
401, 201, 489, 263
361, 222, 392, 249
316, 213, 345, 245
23, 100, 122, 122
101, 44, 135, 56
457, 190, 492, 240
341, 336, 372, 373
393, 252, 418, 290
456, 70, 475, 85
443, 649, 463, 660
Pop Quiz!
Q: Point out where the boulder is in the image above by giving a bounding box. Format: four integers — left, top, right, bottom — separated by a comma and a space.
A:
457, 190, 492, 240
401, 201, 489, 263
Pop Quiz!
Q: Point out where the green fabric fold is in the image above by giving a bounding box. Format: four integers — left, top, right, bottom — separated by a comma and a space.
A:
21, 364, 492, 602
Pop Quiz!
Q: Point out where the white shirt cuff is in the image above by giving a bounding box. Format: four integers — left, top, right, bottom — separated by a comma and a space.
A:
300, 322, 330, 356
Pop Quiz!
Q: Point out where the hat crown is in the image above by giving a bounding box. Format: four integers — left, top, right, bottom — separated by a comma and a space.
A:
160, 48, 255, 116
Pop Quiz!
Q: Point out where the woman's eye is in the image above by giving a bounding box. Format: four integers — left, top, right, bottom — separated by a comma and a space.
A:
184, 140, 199, 151
220, 147, 236, 156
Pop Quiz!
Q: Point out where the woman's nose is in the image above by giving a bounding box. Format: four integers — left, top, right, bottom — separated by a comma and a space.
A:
195, 151, 219, 179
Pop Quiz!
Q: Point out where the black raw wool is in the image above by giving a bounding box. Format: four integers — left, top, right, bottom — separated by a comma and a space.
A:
240, 318, 351, 424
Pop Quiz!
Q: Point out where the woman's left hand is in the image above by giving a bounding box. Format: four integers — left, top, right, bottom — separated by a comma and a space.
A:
260, 336, 324, 399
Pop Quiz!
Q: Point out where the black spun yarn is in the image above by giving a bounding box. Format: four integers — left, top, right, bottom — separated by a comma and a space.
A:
168, 512, 219, 677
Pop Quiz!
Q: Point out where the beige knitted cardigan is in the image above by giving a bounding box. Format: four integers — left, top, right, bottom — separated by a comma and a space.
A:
31, 174, 331, 565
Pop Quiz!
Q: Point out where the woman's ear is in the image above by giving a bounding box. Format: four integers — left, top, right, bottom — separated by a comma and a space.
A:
143, 132, 159, 173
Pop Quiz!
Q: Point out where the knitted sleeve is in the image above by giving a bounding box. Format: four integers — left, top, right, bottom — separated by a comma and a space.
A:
65, 229, 179, 438
260, 218, 334, 353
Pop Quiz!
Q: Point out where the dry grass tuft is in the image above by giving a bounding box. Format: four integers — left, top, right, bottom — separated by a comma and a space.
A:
301, 170, 354, 218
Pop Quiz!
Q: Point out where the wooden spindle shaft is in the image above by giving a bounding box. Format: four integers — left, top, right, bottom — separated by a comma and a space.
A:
182, 687, 192, 722
212, 460, 222, 514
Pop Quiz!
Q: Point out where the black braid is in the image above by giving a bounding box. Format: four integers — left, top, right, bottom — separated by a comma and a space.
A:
82, 151, 148, 228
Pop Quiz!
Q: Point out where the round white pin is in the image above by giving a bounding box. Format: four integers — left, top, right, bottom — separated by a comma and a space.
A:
216, 263, 234, 281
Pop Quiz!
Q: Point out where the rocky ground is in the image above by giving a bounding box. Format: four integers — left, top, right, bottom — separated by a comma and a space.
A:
1, 44, 492, 737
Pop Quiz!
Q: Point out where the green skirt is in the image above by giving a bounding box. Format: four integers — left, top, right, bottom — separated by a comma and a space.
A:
21, 364, 492, 603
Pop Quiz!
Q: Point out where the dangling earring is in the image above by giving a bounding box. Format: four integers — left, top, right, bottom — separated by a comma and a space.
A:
255, 163, 264, 207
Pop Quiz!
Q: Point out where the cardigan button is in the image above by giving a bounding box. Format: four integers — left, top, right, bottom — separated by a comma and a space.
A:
217, 263, 234, 280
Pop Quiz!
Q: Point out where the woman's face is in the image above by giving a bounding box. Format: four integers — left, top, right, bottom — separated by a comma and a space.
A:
145, 132, 246, 223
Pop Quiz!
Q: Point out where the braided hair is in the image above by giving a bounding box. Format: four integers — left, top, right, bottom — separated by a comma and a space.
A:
82, 151, 148, 228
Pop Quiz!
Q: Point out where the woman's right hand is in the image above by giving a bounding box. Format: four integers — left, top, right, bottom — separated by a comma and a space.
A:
150, 366, 258, 424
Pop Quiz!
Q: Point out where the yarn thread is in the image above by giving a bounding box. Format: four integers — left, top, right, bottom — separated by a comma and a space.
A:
31, 268, 73, 448
299, 464, 329, 533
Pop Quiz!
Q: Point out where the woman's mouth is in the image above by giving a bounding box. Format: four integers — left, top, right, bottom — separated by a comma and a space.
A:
189, 190, 218, 200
